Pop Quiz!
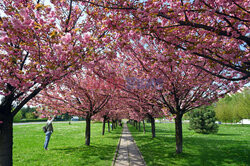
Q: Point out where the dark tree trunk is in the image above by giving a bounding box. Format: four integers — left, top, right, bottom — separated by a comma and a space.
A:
108, 120, 110, 132
151, 117, 155, 138
148, 115, 155, 138
135, 121, 138, 130
85, 115, 91, 146
0, 85, 42, 166
0, 106, 13, 166
143, 120, 146, 134
102, 116, 107, 135
175, 113, 183, 154
139, 121, 141, 131
114, 120, 116, 129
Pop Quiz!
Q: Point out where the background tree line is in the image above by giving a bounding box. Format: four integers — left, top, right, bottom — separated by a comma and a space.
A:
13, 107, 38, 122
215, 88, 250, 123
186, 88, 250, 123
13, 107, 74, 122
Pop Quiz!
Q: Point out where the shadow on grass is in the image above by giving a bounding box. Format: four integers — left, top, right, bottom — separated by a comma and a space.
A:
128, 125, 250, 166
52, 144, 115, 163
215, 133, 239, 136
50, 128, 122, 165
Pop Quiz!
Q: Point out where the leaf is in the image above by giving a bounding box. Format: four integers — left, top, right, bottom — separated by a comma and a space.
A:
50, 30, 57, 38
35, 3, 43, 10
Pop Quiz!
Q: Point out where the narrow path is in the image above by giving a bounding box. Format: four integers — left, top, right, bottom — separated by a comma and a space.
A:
113, 123, 146, 166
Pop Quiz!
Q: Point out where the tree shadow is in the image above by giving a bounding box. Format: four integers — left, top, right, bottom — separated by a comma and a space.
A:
52, 144, 116, 165
128, 125, 250, 166
215, 133, 239, 136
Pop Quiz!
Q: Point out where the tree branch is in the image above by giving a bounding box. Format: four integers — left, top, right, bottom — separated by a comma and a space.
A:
75, 0, 136, 10
192, 64, 249, 81
65, 0, 73, 32
157, 12, 250, 46
12, 87, 42, 117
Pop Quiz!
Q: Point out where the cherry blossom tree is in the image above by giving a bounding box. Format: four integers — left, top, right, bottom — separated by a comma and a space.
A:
97, 54, 168, 138
77, 0, 249, 81
120, 90, 164, 138
92, 93, 125, 135
32, 70, 115, 146
93, 108, 111, 135
0, 0, 113, 164
122, 36, 247, 153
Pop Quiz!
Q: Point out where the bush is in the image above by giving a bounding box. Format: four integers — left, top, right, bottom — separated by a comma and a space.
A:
16, 119, 47, 123
25, 112, 37, 120
189, 107, 219, 134
20, 106, 37, 119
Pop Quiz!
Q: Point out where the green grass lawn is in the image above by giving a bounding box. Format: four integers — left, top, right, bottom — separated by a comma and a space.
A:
13, 122, 122, 166
128, 123, 250, 166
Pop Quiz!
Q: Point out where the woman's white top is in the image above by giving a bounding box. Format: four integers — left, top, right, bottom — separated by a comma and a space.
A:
47, 117, 55, 125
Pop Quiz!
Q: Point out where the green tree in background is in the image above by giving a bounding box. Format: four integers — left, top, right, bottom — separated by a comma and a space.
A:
13, 111, 22, 122
189, 107, 219, 134
25, 112, 37, 120
215, 88, 250, 123
20, 107, 37, 119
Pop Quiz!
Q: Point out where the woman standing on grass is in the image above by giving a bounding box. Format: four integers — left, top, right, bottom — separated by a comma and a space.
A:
44, 115, 55, 150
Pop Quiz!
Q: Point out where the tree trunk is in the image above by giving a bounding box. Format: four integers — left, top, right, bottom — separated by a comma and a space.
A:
108, 120, 110, 132
135, 121, 138, 130
175, 113, 183, 154
0, 107, 13, 166
111, 120, 114, 130
114, 120, 116, 129
150, 116, 155, 138
143, 120, 146, 134
85, 115, 91, 146
139, 121, 141, 131
102, 116, 106, 135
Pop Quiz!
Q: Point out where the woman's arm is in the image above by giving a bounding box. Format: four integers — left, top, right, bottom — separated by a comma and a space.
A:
47, 115, 56, 125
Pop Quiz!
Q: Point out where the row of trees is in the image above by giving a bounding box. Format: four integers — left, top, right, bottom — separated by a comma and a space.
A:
0, 0, 249, 165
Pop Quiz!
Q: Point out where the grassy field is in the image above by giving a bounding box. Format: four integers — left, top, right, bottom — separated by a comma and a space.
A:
13, 122, 122, 166
128, 123, 250, 166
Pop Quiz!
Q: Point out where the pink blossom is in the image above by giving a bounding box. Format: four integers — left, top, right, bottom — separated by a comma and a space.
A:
61, 33, 72, 44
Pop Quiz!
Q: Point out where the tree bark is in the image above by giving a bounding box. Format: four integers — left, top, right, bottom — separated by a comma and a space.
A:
151, 117, 155, 138
138, 121, 141, 131
85, 115, 91, 146
114, 120, 116, 129
135, 121, 138, 130
148, 115, 155, 138
102, 116, 106, 135
108, 120, 110, 132
175, 113, 183, 154
0, 106, 13, 166
143, 120, 146, 134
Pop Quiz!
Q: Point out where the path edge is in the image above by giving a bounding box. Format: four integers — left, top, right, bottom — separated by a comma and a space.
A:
111, 127, 122, 166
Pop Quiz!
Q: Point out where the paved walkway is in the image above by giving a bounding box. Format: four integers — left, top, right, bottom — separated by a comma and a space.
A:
113, 123, 146, 166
